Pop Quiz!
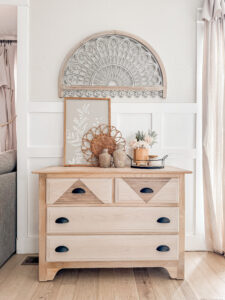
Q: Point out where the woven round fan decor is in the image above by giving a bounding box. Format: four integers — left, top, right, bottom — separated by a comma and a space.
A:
82, 124, 126, 164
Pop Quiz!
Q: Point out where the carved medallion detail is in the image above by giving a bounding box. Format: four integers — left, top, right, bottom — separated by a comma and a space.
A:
59, 31, 167, 98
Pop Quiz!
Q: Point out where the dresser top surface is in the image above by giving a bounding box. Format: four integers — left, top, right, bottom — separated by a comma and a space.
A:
33, 165, 191, 175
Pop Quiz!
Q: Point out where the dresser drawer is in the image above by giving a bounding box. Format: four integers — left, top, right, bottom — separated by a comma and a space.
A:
47, 207, 179, 234
46, 178, 113, 204
46, 235, 179, 262
115, 178, 179, 204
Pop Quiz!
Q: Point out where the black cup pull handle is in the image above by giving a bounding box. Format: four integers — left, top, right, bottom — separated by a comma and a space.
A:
157, 217, 170, 224
140, 187, 154, 194
72, 187, 85, 194
55, 217, 69, 224
55, 245, 69, 253
156, 245, 170, 252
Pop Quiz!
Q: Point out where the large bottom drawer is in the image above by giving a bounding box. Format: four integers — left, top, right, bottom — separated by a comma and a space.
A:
46, 235, 179, 262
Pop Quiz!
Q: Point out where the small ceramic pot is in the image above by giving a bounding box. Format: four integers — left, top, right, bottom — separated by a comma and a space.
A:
134, 148, 149, 166
99, 148, 111, 168
113, 144, 126, 168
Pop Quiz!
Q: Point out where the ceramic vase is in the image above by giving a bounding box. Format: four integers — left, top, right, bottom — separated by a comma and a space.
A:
134, 148, 149, 166
113, 144, 126, 168
99, 148, 111, 168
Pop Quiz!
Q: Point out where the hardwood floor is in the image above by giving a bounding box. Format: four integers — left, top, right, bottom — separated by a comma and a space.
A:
0, 252, 225, 300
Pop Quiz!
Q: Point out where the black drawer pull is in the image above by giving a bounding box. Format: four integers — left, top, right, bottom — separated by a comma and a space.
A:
157, 217, 170, 224
156, 245, 170, 252
55, 246, 69, 253
55, 217, 69, 224
72, 187, 85, 194
140, 187, 154, 193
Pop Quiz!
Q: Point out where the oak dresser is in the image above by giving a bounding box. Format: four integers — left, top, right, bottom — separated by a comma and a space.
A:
33, 166, 191, 281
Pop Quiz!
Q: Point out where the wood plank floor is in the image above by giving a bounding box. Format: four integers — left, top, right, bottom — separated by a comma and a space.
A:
0, 252, 225, 300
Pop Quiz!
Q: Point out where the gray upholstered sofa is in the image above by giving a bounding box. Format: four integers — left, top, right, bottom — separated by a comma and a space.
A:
0, 150, 17, 267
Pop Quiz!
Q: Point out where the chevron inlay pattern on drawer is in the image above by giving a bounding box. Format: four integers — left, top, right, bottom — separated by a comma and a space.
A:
55, 180, 102, 204
115, 178, 179, 203
46, 178, 112, 204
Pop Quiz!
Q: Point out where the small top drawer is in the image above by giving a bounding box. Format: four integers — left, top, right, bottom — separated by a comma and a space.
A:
46, 178, 113, 204
115, 177, 179, 204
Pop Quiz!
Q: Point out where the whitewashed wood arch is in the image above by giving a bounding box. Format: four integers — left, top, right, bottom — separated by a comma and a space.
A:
58, 31, 167, 99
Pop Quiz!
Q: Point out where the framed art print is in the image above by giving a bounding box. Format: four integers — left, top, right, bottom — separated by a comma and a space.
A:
64, 97, 111, 166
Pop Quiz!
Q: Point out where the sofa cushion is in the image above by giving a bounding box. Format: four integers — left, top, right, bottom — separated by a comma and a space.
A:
0, 171, 16, 266
0, 150, 17, 175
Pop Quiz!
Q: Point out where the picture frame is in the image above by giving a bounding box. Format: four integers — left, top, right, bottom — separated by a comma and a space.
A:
64, 97, 111, 166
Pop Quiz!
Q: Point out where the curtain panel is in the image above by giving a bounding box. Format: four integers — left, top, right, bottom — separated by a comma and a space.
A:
0, 43, 16, 152
202, 0, 225, 253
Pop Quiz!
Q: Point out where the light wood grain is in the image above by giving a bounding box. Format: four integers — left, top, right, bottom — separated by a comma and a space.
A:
55, 180, 103, 205
47, 178, 113, 204
48, 202, 179, 207
125, 178, 179, 203
51, 269, 78, 300
40, 259, 178, 270
185, 252, 225, 299
177, 174, 185, 279
1, 253, 225, 300
72, 269, 99, 300
47, 206, 179, 234
133, 268, 155, 300
46, 235, 179, 262
38, 174, 47, 281
34, 166, 191, 281
46, 178, 78, 204
146, 267, 198, 300
33, 165, 192, 175
115, 178, 179, 204
113, 268, 139, 300
79, 178, 113, 203
0, 255, 24, 286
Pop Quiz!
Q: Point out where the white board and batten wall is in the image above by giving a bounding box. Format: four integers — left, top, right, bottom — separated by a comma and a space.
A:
12, 0, 205, 253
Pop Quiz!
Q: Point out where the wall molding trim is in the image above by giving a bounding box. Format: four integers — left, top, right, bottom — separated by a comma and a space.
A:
28, 101, 198, 114
27, 146, 197, 159
26, 100, 199, 254
0, 0, 29, 6
17, 236, 38, 254
15, 4, 205, 254
185, 234, 207, 251
16, 3, 30, 254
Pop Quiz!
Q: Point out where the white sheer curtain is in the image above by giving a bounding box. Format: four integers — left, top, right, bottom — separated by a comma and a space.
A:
202, 0, 225, 253
0, 42, 17, 152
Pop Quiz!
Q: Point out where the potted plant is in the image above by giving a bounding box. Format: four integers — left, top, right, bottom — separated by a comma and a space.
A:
130, 130, 157, 165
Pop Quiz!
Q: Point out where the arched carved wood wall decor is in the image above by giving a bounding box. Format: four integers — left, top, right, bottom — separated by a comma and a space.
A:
59, 31, 167, 99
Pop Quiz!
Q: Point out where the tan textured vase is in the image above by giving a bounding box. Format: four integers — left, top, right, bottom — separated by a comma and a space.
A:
113, 144, 126, 168
134, 148, 149, 166
99, 148, 111, 168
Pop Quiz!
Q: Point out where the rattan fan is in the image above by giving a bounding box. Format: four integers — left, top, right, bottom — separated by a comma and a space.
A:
81, 124, 126, 165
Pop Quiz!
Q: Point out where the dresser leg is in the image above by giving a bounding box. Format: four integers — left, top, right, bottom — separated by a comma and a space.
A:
46, 268, 60, 281
167, 267, 178, 279
177, 262, 185, 280
39, 265, 59, 281
167, 264, 184, 280
39, 264, 48, 281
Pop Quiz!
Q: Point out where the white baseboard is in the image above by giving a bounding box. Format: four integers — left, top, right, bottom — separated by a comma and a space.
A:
185, 234, 207, 251
16, 234, 207, 254
16, 236, 38, 254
